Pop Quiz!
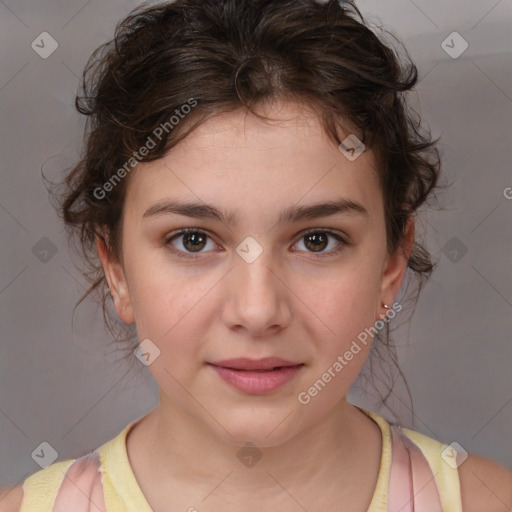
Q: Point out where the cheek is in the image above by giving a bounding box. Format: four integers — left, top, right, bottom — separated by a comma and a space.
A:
132, 277, 208, 337
294, 276, 379, 412
294, 258, 384, 399
300, 264, 382, 341
124, 248, 219, 352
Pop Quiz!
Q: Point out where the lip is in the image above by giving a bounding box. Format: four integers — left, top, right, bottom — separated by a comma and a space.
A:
208, 357, 305, 394
210, 357, 302, 371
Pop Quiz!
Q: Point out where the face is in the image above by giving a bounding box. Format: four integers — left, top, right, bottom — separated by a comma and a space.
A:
98, 100, 411, 447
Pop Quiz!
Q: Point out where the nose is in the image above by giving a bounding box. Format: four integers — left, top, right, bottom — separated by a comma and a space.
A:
220, 248, 292, 338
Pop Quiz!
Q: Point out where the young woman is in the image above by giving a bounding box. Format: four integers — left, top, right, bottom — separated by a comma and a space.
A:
2, 0, 511, 510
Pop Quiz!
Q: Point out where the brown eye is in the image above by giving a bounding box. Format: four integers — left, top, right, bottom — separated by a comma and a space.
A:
305, 232, 329, 252
182, 231, 207, 252
293, 229, 347, 255
166, 229, 216, 257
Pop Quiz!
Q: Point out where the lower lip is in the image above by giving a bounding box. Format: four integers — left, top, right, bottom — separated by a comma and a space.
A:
209, 364, 304, 394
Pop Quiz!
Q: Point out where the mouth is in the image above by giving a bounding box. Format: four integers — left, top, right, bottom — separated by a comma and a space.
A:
208, 357, 305, 394
209, 357, 303, 371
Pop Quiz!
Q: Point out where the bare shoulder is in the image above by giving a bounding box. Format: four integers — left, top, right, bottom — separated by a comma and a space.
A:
458, 453, 512, 511
0, 485, 24, 512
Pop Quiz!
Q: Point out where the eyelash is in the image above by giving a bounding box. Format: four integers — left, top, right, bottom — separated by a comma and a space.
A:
164, 228, 350, 260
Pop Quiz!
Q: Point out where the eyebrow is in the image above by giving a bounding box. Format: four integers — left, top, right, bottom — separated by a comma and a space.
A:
142, 198, 368, 226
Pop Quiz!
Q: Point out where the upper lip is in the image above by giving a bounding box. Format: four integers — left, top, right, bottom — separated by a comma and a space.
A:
209, 357, 303, 371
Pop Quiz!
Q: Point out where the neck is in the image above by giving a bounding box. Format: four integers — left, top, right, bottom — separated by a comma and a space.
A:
129, 393, 382, 509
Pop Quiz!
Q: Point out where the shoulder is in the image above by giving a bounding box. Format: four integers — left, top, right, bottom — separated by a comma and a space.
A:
0, 485, 24, 512
1, 458, 76, 512
458, 453, 512, 512
400, 427, 512, 511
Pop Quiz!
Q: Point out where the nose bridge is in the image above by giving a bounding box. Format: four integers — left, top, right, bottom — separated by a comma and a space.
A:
236, 243, 280, 303
223, 240, 290, 333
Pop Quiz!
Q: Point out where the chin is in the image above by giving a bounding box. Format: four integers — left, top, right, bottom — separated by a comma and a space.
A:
211, 409, 302, 449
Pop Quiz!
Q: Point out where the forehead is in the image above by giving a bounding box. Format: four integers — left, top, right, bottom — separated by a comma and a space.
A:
124, 101, 381, 220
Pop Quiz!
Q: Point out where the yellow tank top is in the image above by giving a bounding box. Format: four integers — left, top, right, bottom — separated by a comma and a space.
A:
19, 409, 463, 511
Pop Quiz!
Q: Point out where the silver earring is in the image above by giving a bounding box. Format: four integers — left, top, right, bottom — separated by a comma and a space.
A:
378, 303, 391, 320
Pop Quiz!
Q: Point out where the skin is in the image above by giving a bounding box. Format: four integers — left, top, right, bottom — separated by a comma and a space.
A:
2, 101, 511, 511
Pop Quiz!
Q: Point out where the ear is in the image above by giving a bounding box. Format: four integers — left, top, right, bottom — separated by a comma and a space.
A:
377, 216, 415, 313
96, 233, 135, 324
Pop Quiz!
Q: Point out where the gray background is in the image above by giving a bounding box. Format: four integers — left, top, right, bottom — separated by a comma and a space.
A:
0, 0, 511, 489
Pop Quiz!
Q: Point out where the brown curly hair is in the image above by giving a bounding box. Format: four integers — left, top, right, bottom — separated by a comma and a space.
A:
58, 0, 445, 418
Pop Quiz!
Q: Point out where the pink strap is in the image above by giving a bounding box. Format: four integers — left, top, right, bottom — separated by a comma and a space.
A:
388, 426, 444, 511
52, 452, 106, 512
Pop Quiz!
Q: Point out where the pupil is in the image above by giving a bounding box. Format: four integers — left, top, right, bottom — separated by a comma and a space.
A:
184, 232, 205, 252
306, 233, 327, 252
